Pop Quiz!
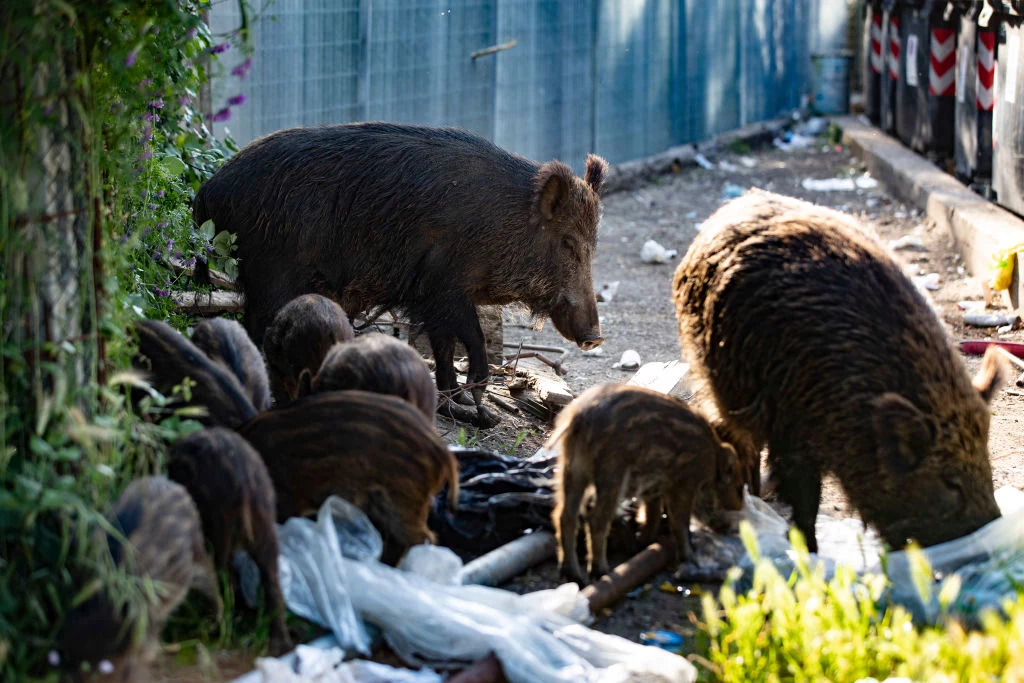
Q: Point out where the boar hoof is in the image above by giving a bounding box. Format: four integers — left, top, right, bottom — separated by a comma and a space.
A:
472, 404, 500, 428
452, 390, 476, 407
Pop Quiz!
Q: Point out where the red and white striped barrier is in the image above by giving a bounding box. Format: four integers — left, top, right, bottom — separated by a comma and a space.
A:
888, 16, 901, 80
929, 27, 956, 96
871, 14, 884, 74
978, 30, 996, 110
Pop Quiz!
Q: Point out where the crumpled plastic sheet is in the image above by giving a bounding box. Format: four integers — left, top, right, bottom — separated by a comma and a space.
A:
256, 645, 443, 683
239, 496, 695, 683
722, 486, 1024, 625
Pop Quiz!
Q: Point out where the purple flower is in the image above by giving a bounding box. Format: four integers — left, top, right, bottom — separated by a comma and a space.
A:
186, 27, 198, 39
138, 149, 153, 161
126, 51, 137, 67
140, 78, 153, 88
227, 93, 247, 106
209, 42, 231, 55
141, 124, 152, 141
141, 227, 153, 239
210, 107, 231, 122
157, 220, 169, 228
149, 98, 164, 109
205, 244, 214, 253
184, 256, 197, 267
231, 57, 253, 78
179, 95, 191, 107
48, 651, 60, 667
153, 286, 170, 297
156, 190, 165, 197
149, 203, 158, 210
166, 239, 174, 254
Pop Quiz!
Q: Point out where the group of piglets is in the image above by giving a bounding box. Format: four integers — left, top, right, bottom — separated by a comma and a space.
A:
57, 294, 457, 681
56, 120, 1012, 678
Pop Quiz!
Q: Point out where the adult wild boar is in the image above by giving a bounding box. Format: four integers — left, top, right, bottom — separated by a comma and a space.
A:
193, 123, 608, 426
673, 190, 1007, 553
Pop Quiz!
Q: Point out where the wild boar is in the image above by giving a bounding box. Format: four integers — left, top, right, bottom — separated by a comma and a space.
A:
237, 390, 459, 565
132, 319, 257, 428
301, 332, 437, 424
193, 123, 608, 427
262, 294, 355, 405
57, 477, 220, 682
673, 189, 1008, 552
190, 317, 272, 411
167, 428, 291, 654
549, 383, 745, 586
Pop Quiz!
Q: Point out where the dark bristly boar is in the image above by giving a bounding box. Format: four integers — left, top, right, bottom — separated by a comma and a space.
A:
167, 428, 292, 655
237, 390, 459, 565
262, 294, 355, 404
132, 319, 257, 428
673, 189, 1008, 553
57, 477, 220, 682
191, 317, 272, 412
549, 383, 744, 586
193, 123, 608, 427
301, 332, 437, 423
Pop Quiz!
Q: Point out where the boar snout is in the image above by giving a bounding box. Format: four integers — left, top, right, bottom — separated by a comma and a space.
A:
550, 291, 602, 350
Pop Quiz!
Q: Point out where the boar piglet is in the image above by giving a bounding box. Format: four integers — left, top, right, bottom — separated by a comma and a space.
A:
237, 390, 459, 565
191, 317, 272, 411
674, 189, 1009, 553
194, 123, 608, 428
262, 294, 355, 404
167, 428, 291, 654
549, 383, 744, 586
132, 319, 257, 428
57, 477, 220, 682
301, 332, 437, 424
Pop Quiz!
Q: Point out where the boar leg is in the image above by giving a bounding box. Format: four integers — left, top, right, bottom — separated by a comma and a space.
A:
771, 448, 822, 553
555, 471, 589, 586
250, 537, 292, 656
665, 487, 697, 567
447, 305, 500, 427
636, 496, 664, 549
586, 486, 621, 579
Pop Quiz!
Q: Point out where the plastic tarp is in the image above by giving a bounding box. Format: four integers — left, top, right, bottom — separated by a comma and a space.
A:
238, 496, 695, 683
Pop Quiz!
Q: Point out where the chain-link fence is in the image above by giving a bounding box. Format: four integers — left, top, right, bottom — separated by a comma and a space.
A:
210, 0, 844, 171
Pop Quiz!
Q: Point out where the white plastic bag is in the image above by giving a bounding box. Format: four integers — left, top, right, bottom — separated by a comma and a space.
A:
242, 496, 696, 683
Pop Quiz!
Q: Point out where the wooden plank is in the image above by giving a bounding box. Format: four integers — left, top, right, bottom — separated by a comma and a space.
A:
626, 360, 692, 399
168, 256, 238, 291
171, 290, 244, 315
515, 357, 573, 407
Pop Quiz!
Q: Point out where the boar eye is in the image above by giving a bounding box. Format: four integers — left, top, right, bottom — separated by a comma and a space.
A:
942, 475, 966, 513
561, 236, 576, 254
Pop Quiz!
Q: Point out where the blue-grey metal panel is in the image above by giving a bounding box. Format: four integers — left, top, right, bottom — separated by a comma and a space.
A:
594, 0, 683, 165
685, 1, 741, 141
365, 0, 496, 139
493, 0, 596, 172
740, 0, 782, 125
209, 0, 362, 142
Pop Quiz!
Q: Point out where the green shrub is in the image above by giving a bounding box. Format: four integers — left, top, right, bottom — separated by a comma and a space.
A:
695, 523, 1024, 682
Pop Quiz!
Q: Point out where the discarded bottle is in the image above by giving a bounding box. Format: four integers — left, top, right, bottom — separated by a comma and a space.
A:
639, 630, 684, 654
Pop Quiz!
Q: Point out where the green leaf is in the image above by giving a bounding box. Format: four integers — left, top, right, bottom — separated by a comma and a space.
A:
199, 219, 216, 241
161, 156, 186, 177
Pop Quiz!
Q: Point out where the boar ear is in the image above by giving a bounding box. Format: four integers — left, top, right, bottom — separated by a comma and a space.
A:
584, 154, 608, 195
973, 345, 1011, 404
873, 393, 933, 476
297, 369, 314, 398
535, 160, 574, 221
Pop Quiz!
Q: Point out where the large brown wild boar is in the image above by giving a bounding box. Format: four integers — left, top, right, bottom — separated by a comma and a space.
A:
57, 477, 220, 682
190, 317, 272, 411
167, 428, 291, 654
301, 332, 437, 423
673, 189, 1008, 552
549, 383, 745, 586
132, 319, 257, 428
262, 294, 355, 404
193, 123, 608, 427
237, 390, 459, 565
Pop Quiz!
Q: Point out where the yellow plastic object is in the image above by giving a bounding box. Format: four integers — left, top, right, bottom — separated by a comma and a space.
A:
992, 243, 1024, 291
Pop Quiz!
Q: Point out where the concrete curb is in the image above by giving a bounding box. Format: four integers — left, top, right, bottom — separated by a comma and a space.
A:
838, 116, 1024, 310
602, 115, 793, 196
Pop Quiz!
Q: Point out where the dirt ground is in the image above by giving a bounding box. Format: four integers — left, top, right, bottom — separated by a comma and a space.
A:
441, 131, 1024, 645
166, 131, 1024, 679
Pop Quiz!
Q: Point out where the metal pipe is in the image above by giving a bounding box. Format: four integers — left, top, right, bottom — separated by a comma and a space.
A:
456, 531, 556, 587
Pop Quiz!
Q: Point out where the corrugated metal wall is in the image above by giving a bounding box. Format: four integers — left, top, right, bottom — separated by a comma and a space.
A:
210, 1, 819, 171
